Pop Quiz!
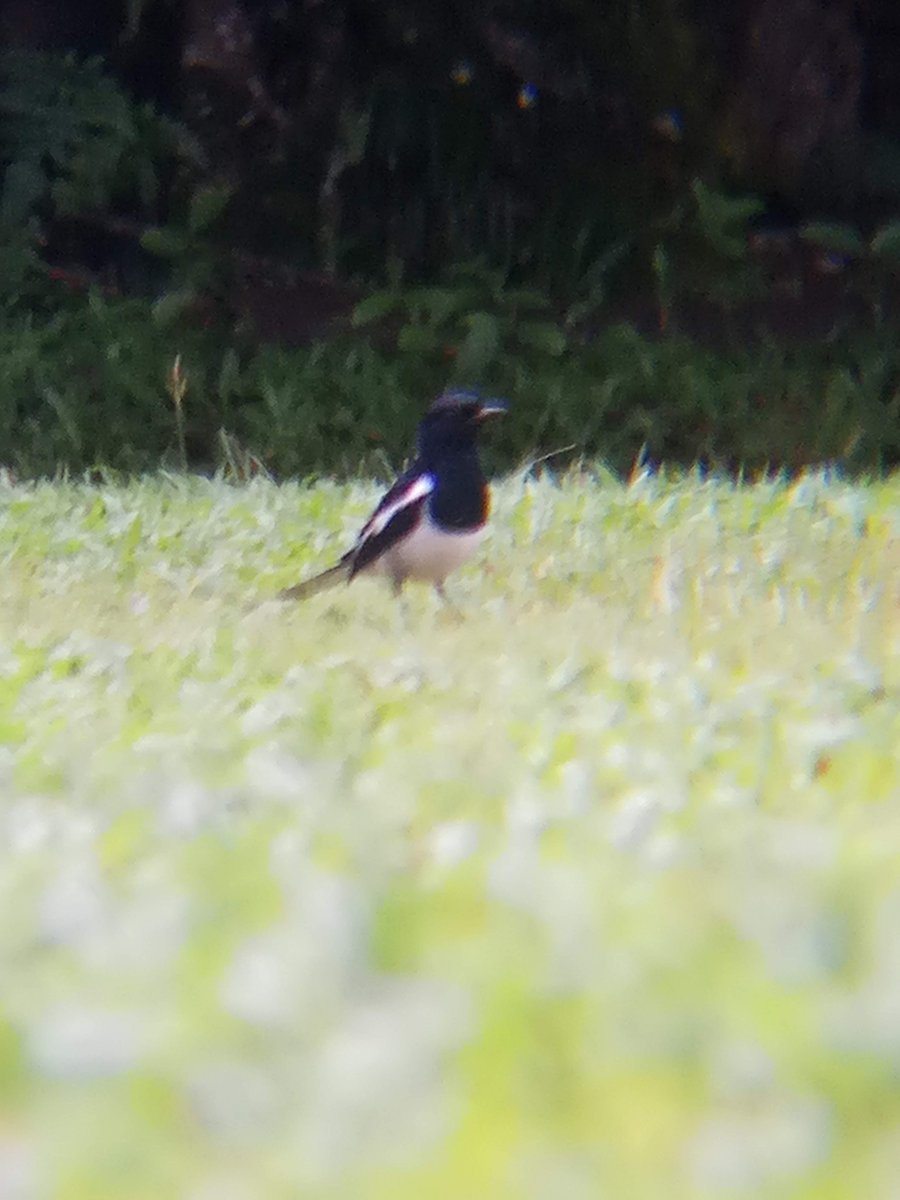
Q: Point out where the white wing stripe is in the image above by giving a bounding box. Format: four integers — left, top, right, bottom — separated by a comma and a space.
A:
363, 473, 434, 540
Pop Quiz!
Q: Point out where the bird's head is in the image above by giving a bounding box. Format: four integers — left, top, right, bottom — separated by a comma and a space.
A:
417, 389, 507, 457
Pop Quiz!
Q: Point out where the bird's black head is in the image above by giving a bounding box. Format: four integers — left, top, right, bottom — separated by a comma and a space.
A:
417, 389, 507, 459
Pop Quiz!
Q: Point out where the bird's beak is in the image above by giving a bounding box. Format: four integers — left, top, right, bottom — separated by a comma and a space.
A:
476, 399, 508, 420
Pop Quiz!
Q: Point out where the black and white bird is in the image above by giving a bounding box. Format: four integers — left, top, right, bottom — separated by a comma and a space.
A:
279, 389, 506, 601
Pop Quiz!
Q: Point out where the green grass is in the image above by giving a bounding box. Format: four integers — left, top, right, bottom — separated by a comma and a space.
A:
0, 468, 898, 1198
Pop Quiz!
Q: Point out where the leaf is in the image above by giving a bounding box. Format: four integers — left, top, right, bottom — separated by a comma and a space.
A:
653, 244, 670, 283
136, 158, 159, 210
692, 180, 764, 258
0, 160, 45, 224
141, 227, 188, 260
692, 180, 764, 226
218, 348, 242, 406
516, 320, 567, 357
446, 260, 504, 290
83, 495, 107, 529
188, 184, 232, 235
413, 287, 478, 326
397, 324, 441, 356
120, 513, 143, 556
351, 291, 401, 327
799, 222, 866, 257
870, 222, 900, 260
502, 288, 551, 312
338, 105, 371, 166
151, 289, 195, 326
579, 238, 632, 289
454, 312, 500, 377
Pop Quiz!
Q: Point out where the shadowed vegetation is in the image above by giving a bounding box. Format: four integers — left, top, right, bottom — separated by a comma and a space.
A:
3, 4, 900, 475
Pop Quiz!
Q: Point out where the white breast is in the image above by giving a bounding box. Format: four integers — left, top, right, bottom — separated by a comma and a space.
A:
377, 514, 485, 584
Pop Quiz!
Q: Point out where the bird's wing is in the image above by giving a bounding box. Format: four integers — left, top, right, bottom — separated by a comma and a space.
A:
349, 469, 434, 578
356, 462, 428, 540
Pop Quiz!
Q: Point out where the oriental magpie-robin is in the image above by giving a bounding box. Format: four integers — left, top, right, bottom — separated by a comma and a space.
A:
279, 389, 506, 601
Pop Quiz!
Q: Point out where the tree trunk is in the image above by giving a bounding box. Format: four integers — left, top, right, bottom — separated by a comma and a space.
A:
728, 0, 862, 206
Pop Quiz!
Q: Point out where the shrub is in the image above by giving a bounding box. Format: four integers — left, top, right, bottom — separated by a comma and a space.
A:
1, 285, 900, 480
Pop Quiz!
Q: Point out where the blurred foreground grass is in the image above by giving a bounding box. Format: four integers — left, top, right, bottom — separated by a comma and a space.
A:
0, 469, 898, 1199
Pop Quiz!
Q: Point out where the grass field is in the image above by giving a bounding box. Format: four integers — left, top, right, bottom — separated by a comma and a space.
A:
0, 469, 898, 1199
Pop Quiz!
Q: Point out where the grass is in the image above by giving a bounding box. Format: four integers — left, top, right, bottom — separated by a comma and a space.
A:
0, 467, 898, 1198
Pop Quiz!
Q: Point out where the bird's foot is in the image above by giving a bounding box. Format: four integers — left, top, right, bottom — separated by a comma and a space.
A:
435, 583, 464, 622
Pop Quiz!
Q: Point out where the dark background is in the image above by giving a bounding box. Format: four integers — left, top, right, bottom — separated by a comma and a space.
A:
2, 0, 900, 475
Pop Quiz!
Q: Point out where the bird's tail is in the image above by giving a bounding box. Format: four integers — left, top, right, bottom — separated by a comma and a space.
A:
278, 561, 350, 601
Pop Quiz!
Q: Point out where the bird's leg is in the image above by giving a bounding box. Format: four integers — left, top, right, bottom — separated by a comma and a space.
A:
391, 575, 411, 630
435, 581, 463, 620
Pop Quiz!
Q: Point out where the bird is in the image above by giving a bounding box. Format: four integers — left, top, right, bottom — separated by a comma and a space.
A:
279, 389, 507, 602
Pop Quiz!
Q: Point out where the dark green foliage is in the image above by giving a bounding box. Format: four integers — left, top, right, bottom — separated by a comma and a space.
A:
0, 50, 185, 306
2, 12, 900, 481
352, 263, 567, 384
799, 223, 868, 258
141, 183, 235, 326
647, 181, 767, 330
0, 295, 214, 474
2, 287, 900, 480
0, 51, 137, 213
799, 216, 900, 328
